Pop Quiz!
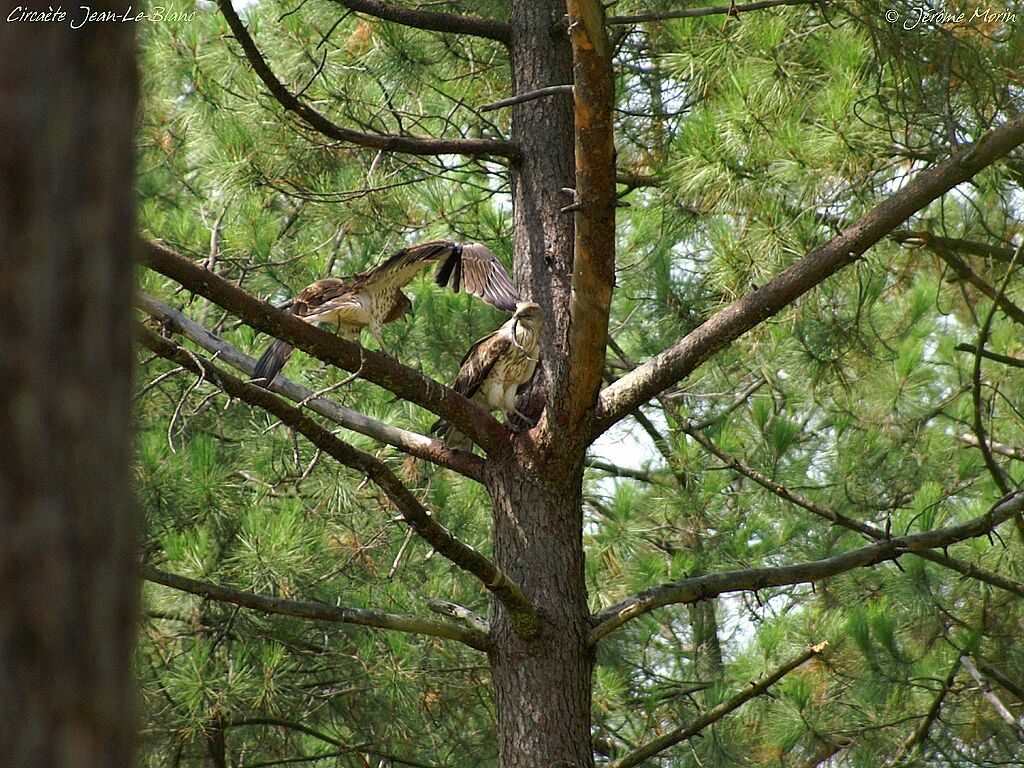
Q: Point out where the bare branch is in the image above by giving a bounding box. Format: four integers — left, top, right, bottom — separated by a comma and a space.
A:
585, 457, 665, 484
610, 642, 829, 768
425, 598, 491, 635
136, 292, 485, 480
480, 84, 574, 112
955, 344, 1024, 370
327, 0, 511, 44
142, 564, 488, 651
593, 114, 1024, 438
137, 327, 538, 637
216, 0, 515, 158
140, 239, 511, 455
607, 0, 817, 25
589, 490, 1024, 644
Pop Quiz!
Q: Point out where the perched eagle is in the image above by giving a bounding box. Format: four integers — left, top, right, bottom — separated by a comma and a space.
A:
253, 241, 518, 387
431, 301, 544, 449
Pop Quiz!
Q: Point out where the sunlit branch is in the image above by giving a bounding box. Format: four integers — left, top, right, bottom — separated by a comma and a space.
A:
593, 113, 1024, 438
610, 643, 828, 768
327, 0, 510, 44
136, 292, 485, 481
589, 490, 1024, 644
556, 0, 616, 443
140, 239, 510, 455
142, 564, 488, 651
607, 0, 817, 25
137, 327, 538, 637
216, 0, 515, 158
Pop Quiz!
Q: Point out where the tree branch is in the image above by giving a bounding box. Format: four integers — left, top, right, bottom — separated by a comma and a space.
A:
228, 718, 440, 768
584, 457, 665, 484
955, 344, 1024, 369
480, 84, 574, 112
974, 658, 1024, 703
610, 642, 828, 768
885, 659, 960, 767
589, 490, 1024, 644
679, 421, 1024, 599
327, 0, 511, 44
961, 655, 1024, 742
923, 239, 1024, 327
216, 0, 515, 158
607, 0, 817, 25
142, 564, 488, 651
891, 229, 1018, 264
137, 327, 538, 637
593, 114, 1024, 438
140, 239, 510, 455
136, 291, 485, 481
558, 0, 617, 442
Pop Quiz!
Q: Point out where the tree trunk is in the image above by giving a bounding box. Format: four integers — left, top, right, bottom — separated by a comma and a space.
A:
491, 4, 594, 766
0, 14, 139, 768
510, 0, 576, 382
488, 452, 594, 768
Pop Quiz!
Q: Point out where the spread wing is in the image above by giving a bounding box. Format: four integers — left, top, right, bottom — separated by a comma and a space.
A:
435, 242, 519, 312
452, 330, 511, 400
356, 240, 455, 293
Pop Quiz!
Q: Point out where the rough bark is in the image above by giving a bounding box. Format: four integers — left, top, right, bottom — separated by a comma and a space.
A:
509, 0, 577, 434
0, 11, 139, 768
487, 452, 594, 768
485, 3, 596, 766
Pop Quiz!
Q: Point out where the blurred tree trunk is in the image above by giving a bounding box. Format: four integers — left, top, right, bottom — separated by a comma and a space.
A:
0, 11, 139, 768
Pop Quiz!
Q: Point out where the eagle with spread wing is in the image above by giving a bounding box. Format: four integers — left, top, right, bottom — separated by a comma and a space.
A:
431, 301, 544, 449
252, 241, 518, 387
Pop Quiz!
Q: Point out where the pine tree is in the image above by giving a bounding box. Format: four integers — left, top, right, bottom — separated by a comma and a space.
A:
135, 2, 1024, 767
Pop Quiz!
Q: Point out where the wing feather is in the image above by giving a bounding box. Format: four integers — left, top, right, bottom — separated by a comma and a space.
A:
292, 278, 352, 316
452, 331, 510, 400
435, 242, 519, 312
357, 240, 454, 292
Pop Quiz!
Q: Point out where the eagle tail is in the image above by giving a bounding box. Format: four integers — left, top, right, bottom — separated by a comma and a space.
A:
252, 339, 293, 388
433, 244, 463, 293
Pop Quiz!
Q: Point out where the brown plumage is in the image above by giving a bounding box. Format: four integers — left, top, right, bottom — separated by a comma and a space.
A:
253, 240, 518, 386
431, 301, 544, 449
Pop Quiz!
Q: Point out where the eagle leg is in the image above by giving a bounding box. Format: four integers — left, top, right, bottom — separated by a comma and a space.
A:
369, 324, 388, 355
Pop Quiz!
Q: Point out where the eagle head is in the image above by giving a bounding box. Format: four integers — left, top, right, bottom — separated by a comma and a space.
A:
513, 301, 543, 325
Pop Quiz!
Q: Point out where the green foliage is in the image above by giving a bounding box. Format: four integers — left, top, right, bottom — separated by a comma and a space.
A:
136, 1, 1024, 766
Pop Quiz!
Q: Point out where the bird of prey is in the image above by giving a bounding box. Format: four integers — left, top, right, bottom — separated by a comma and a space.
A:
252, 240, 519, 387
431, 301, 544, 449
